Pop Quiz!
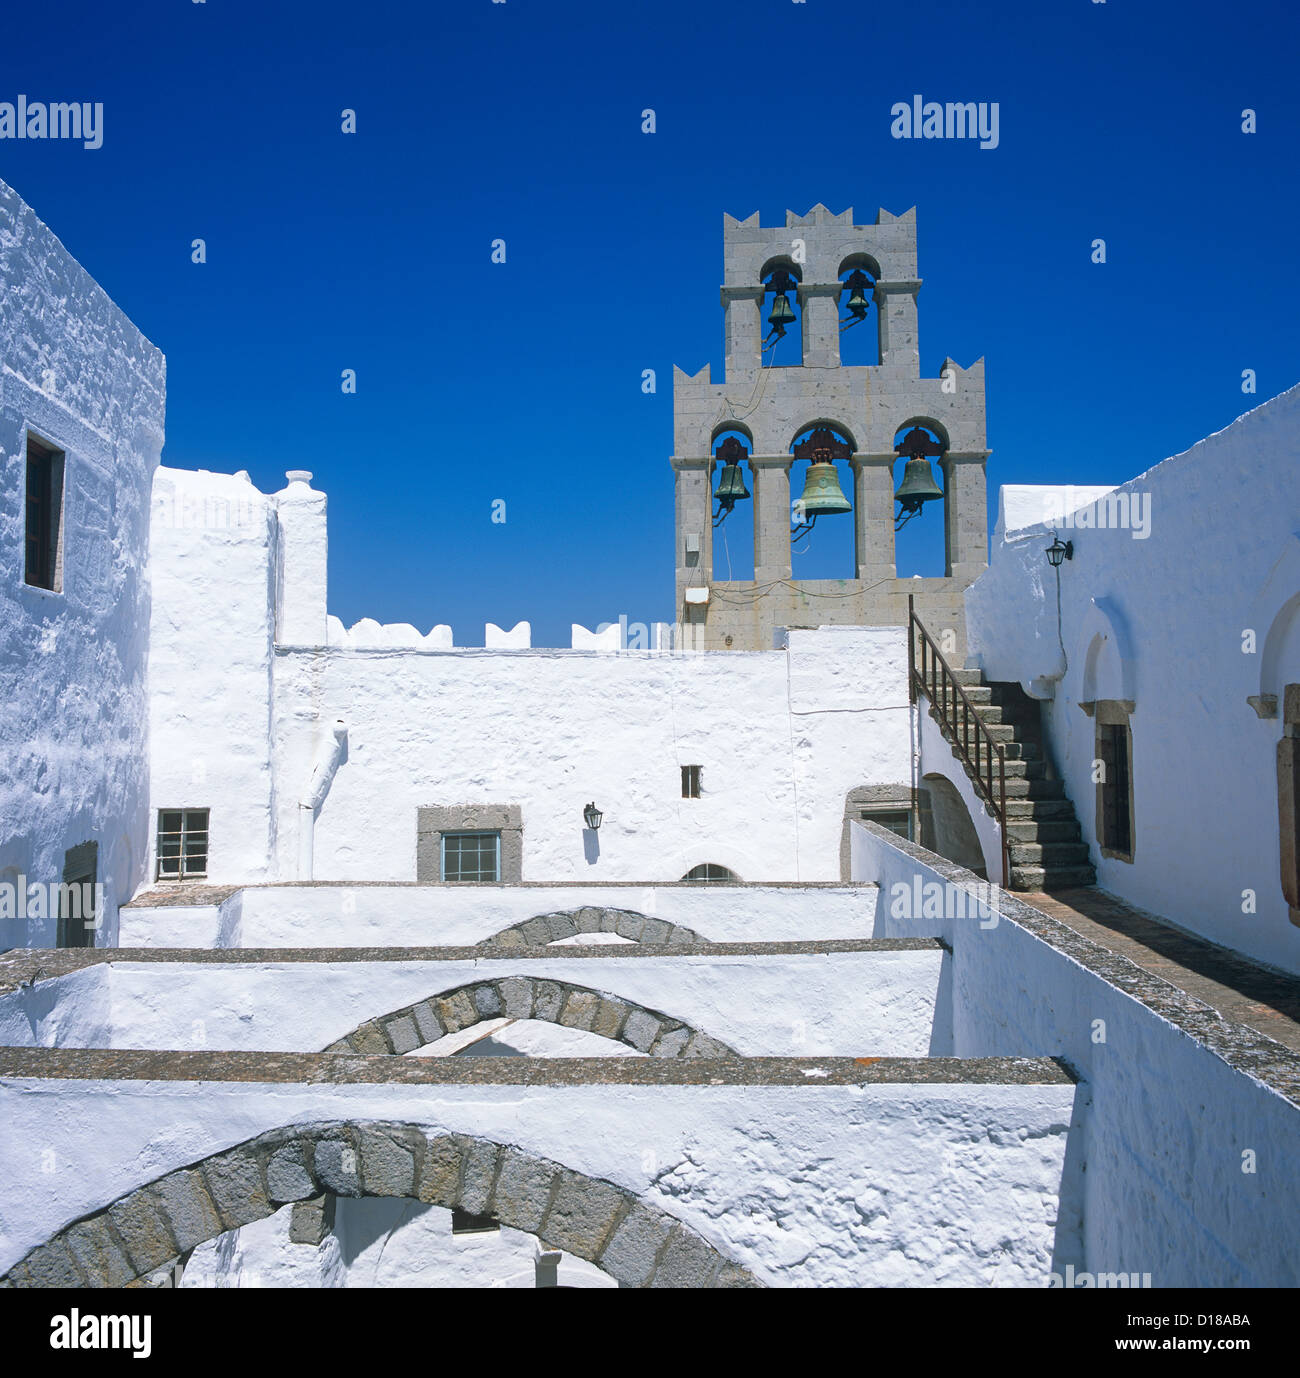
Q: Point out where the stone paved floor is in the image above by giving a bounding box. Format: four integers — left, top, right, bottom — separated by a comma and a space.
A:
1020, 888, 1300, 1056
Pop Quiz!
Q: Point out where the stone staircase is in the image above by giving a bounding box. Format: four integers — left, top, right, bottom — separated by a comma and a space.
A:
929, 668, 1097, 893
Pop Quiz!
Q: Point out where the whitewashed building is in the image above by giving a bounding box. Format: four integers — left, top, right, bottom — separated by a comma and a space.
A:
1, 179, 1296, 1290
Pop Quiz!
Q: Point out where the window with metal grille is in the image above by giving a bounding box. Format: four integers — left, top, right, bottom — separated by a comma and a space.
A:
1098, 723, 1132, 857
860, 808, 913, 842
24, 435, 63, 591
681, 764, 702, 798
681, 863, 739, 884
441, 830, 501, 883
157, 809, 210, 880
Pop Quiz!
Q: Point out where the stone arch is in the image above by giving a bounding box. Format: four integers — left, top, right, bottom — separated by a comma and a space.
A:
836, 250, 882, 281
758, 253, 802, 285
710, 418, 754, 448
324, 976, 739, 1059
894, 415, 951, 451
478, 907, 709, 948
788, 418, 860, 455
1, 1121, 761, 1288
1249, 537, 1300, 711
1078, 596, 1137, 710
920, 772, 989, 879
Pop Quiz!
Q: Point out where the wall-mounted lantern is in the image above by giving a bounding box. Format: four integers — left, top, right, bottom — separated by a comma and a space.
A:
1045, 534, 1074, 568
583, 802, 603, 831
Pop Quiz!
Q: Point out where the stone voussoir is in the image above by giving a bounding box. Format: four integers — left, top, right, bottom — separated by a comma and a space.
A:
459, 1137, 502, 1215
538, 1168, 625, 1258
202, 1149, 271, 1229
312, 1131, 362, 1198
499, 975, 535, 1020
106, 1188, 180, 1275
648, 1223, 724, 1288
488, 1145, 558, 1234
151, 1169, 224, 1253
383, 1012, 422, 1055
559, 988, 599, 1032
598, 1200, 673, 1287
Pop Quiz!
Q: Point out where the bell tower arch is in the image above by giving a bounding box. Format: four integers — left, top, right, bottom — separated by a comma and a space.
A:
672, 205, 989, 651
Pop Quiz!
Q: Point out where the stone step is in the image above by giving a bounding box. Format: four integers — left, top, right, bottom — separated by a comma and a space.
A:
1008, 863, 1098, 892
999, 759, 1046, 781
1008, 840, 1094, 866
948, 667, 984, 686
1005, 819, 1083, 843
976, 694, 1036, 727
1002, 798, 1077, 820
1001, 777, 1067, 799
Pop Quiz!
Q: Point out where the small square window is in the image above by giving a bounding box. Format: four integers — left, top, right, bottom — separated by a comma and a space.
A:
860, 808, 913, 842
451, 1208, 499, 1235
682, 765, 702, 798
442, 830, 501, 883
157, 809, 210, 880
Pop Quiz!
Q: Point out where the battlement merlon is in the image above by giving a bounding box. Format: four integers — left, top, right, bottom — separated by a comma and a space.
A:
721, 205, 918, 286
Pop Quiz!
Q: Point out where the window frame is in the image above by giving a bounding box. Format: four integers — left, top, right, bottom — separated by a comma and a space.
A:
23, 433, 64, 593
859, 806, 914, 843
681, 863, 740, 884
156, 808, 211, 881
1094, 707, 1135, 863
440, 829, 502, 884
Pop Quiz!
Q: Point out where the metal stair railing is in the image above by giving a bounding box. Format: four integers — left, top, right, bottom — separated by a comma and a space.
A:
907, 596, 1010, 886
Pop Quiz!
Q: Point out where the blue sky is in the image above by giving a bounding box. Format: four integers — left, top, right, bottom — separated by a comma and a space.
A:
3, 0, 1297, 646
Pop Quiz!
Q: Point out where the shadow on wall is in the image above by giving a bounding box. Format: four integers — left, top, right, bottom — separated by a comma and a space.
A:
919, 775, 987, 878
928, 951, 954, 1056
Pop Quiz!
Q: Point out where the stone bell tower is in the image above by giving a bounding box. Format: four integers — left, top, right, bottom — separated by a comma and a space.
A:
671, 205, 989, 651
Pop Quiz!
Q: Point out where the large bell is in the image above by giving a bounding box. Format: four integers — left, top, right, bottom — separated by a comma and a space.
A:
797, 460, 852, 516
714, 459, 750, 506
767, 292, 796, 330
893, 456, 944, 510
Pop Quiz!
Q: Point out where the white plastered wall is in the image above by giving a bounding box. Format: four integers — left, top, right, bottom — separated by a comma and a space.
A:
146, 469, 914, 886
966, 383, 1300, 975
0, 178, 165, 947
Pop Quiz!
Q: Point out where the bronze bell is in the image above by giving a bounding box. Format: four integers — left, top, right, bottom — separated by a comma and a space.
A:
767, 292, 796, 330
797, 460, 852, 516
893, 456, 944, 511
843, 269, 871, 321
714, 458, 751, 508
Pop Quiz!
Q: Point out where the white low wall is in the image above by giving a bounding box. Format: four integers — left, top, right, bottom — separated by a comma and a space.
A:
852, 819, 1300, 1286
118, 883, 877, 948
0, 1076, 1079, 1287
0, 947, 945, 1057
